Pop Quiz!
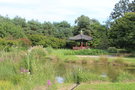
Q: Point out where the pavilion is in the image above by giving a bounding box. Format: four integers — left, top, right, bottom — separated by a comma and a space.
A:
69, 31, 92, 50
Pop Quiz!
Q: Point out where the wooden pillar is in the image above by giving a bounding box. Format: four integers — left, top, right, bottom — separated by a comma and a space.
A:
80, 42, 83, 47
86, 42, 88, 47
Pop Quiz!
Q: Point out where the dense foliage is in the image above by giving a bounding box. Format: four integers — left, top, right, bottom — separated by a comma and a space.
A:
74, 15, 108, 48
108, 12, 135, 49
0, 15, 108, 49
0, 16, 26, 39
110, 0, 135, 20
28, 34, 66, 48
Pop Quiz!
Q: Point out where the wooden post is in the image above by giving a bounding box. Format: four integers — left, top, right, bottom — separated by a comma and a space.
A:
86, 42, 88, 47
81, 42, 83, 47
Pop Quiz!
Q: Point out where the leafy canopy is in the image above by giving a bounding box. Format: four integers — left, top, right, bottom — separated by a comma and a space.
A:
108, 12, 135, 49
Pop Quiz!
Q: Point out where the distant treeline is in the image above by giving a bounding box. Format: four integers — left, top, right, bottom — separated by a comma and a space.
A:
0, 0, 134, 50
0, 15, 108, 49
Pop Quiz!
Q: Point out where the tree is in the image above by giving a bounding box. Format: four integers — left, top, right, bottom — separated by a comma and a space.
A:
28, 34, 66, 48
110, 0, 130, 20
0, 17, 26, 39
12, 16, 27, 27
108, 12, 135, 49
53, 21, 73, 38
53, 21, 70, 28
74, 15, 92, 35
110, 0, 135, 20
42, 22, 56, 36
74, 15, 108, 48
129, 0, 135, 12
90, 22, 109, 49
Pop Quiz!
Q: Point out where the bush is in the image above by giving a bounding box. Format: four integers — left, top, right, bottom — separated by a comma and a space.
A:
0, 38, 18, 51
108, 47, 117, 53
18, 38, 31, 48
0, 19, 26, 39
28, 34, 66, 48
66, 41, 78, 49
0, 38, 30, 51
117, 49, 130, 53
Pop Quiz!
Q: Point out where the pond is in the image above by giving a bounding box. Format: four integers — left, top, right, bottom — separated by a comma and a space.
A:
55, 59, 135, 83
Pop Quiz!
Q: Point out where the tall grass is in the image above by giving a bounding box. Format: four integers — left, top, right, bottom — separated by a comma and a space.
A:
0, 46, 57, 90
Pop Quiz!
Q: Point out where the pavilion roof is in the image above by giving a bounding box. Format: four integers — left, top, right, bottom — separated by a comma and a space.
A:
69, 34, 92, 41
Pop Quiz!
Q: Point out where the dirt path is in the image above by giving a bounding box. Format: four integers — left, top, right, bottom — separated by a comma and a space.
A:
76, 55, 119, 58
58, 84, 77, 90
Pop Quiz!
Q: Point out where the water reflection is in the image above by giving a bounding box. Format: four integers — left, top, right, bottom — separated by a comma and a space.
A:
56, 76, 64, 83
56, 60, 135, 82
100, 73, 107, 78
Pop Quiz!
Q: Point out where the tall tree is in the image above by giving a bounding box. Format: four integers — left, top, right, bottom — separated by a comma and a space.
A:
74, 15, 92, 35
0, 17, 26, 39
12, 16, 27, 27
53, 21, 73, 38
74, 15, 108, 48
110, 0, 130, 20
27, 20, 42, 31
108, 12, 135, 49
42, 22, 56, 36
129, 0, 135, 12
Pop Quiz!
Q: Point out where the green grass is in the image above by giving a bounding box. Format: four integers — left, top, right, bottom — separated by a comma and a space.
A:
75, 82, 135, 90
55, 49, 108, 55
0, 81, 16, 90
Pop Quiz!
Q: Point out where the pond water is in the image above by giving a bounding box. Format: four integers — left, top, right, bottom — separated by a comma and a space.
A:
56, 76, 64, 83
100, 72, 107, 78
55, 60, 135, 83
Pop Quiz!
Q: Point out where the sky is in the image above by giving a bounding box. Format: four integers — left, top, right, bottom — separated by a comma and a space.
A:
0, 0, 121, 24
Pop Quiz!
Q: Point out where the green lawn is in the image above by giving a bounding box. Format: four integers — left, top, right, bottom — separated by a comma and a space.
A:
75, 82, 135, 90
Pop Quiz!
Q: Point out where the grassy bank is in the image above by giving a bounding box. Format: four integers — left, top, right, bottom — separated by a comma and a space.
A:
75, 82, 135, 90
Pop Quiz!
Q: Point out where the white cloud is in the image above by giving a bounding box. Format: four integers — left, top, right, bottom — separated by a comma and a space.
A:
0, 0, 120, 24
0, 0, 39, 4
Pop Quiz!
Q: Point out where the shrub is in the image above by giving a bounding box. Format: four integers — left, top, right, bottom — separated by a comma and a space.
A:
0, 38, 31, 51
18, 38, 31, 48
0, 38, 18, 51
66, 41, 77, 48
28, 34, 66, 48
0, 20, 26, 39
108, 47, 117, 53
117, 49, 130, 53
